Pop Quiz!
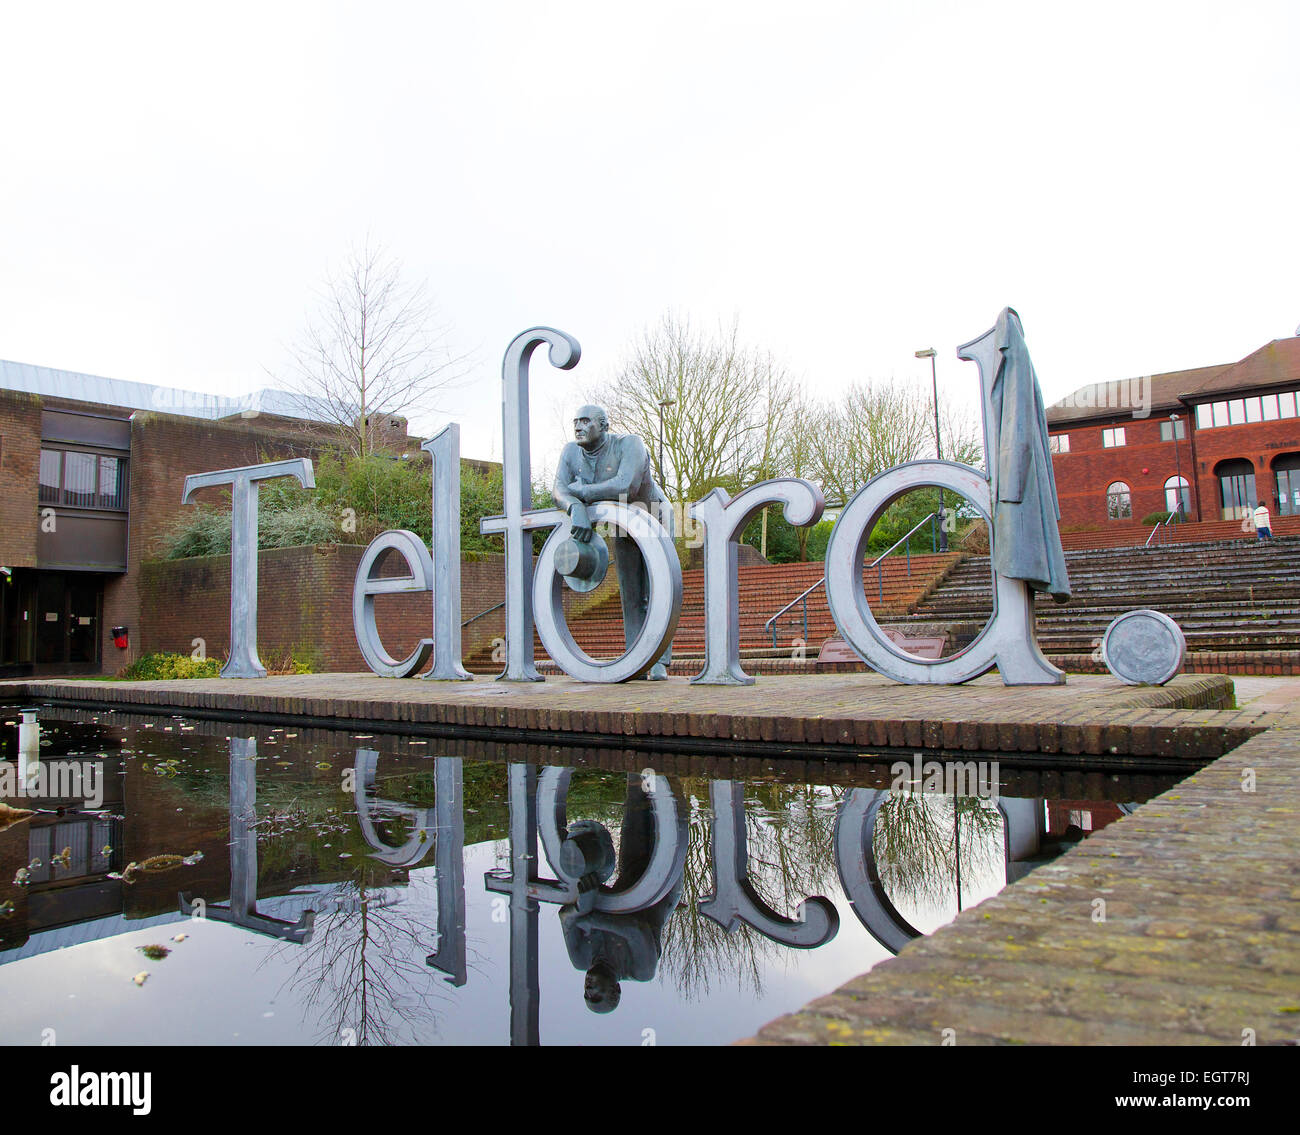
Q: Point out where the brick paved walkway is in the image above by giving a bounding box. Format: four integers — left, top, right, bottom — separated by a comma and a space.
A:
0, 670, 1248, 769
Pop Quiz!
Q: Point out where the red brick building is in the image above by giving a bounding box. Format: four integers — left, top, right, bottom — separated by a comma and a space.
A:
0, 360, 418, 675
1046, 336, 1300, 532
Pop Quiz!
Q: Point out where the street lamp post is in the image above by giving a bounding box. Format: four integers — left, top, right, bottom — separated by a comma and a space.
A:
915, 348, 946, 551
1170, 412, 1185, 520
656, 398, 676, 487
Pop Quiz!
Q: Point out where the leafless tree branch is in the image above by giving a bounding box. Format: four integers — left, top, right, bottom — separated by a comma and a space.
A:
282, 238, 471, 457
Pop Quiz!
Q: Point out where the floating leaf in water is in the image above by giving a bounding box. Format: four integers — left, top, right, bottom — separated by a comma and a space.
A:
133, 971, 149, 986
28, 858, 41, 870
172, 933, 188, 943
0, 899, 13, 917
315, 762, 331, 770
51, 847, 72, 869
0, 803, 35, 831
11, 868, 28, 885
182, 851, 204, 866
138, 854, 184, 872
138, 944, 171, 961
101, 845, 113, 857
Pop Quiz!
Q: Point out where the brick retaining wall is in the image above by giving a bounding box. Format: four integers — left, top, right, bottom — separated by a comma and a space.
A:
137, 545, 508, 673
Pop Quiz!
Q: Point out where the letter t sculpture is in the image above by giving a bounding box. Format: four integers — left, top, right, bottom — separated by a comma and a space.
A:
182, 459, 315, 678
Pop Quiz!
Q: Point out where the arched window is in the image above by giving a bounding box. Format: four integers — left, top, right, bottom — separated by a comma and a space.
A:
1164, 475, 1190, 518
1273, 453, 1300, 516
1215, 459, 1256, 521
1106, 481, 1132, 520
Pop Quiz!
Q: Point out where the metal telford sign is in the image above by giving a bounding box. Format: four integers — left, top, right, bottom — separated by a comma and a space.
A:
184, 308, 1071, 687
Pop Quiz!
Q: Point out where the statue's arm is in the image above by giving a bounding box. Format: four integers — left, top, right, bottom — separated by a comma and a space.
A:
554, 447, 594, 541
552, 448, 583, 511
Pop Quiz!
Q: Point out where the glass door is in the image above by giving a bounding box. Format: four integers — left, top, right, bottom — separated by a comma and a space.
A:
1275, 456, 1300, 516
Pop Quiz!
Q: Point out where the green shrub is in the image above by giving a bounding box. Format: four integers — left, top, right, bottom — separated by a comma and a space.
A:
155, 452, 548, 561
121, 652, 221, 680
158, 505, 235, 559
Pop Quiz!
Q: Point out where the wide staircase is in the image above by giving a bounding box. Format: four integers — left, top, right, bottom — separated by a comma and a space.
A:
895, 534, 1300, 675
463, 552, 960, 673
464, 535, 1300, 678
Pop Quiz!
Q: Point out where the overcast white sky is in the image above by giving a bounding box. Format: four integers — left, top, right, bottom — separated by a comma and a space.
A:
3, 1, 1297, 473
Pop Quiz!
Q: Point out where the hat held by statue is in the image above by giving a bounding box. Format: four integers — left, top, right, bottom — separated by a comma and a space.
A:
556, 530, 609, 593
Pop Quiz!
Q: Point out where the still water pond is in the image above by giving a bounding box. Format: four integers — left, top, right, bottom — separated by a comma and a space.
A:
0, 706, 1175, 1045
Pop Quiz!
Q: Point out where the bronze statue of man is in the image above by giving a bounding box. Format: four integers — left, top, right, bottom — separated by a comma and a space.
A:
552, 404, 673, 679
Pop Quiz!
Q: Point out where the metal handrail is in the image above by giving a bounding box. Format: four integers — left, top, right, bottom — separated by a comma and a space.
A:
1144, 511, 1180, 547
461, 600, 504, 628
764, 511, 941, 647
866, 511, 942, 574
764, 578, 824, 645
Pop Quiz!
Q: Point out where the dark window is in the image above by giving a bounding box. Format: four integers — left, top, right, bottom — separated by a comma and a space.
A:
97, 455, 126, 509
39, 450, 61, 504
38, 448, 129, 512
63, 452, 97, 507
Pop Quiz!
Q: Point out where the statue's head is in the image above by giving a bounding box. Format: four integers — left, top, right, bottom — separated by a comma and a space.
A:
573, 404, 609, 450
583, 961, 621, 1013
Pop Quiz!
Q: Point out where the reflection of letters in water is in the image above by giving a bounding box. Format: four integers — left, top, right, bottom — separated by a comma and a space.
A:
466, 758, 1055, 1043
557, 781, 683, 1013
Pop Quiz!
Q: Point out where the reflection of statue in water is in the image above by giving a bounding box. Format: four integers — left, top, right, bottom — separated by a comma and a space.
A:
974, 307, 1071, 602
552, 404, 674, 679
557, 776, 683, 1013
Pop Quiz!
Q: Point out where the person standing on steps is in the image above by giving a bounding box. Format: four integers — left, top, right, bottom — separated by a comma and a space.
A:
1253, 500, 1273, 541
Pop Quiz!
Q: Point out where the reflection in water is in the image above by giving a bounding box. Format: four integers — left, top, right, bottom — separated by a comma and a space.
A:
0, 707, 1159, 1046
261, 741, 455, 1046
664, 782, 845, 1000
558, 778, 682, 1014
180, 738, 314, 942
700, 780, 838, 948
265, 860, 446, 1047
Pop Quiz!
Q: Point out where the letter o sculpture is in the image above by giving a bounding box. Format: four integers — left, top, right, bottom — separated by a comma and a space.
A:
532, 500, 682, 683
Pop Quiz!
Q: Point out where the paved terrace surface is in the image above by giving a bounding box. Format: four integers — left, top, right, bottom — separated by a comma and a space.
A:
747, 676, 1300, 1046
0, 671, 1254, 771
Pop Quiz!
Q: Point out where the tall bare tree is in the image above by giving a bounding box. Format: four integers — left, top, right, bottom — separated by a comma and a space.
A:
587, 313, 802, 504
809, 379, 934, 506
285, 240, 468, 457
